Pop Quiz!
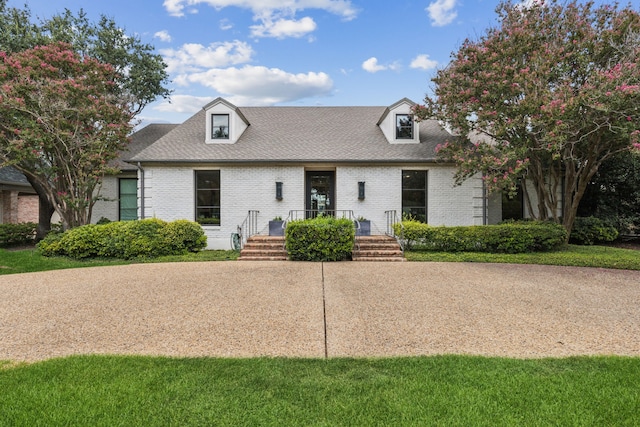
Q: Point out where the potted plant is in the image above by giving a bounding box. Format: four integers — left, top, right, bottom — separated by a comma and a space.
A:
269, 216, 285, 236
355, 216, 371, 236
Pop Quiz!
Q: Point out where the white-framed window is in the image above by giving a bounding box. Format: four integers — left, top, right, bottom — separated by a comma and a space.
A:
396, 114, 414, 139
195, 170, 221, 225
211, 114, 229, 139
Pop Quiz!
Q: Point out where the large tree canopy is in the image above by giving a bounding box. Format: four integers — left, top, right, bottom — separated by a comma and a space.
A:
0, 43, 133, 229
0, 1, 170, 236
414, 0, 640, 236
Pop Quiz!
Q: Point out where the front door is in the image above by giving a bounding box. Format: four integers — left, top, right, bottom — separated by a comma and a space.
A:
305, 171, 335, 218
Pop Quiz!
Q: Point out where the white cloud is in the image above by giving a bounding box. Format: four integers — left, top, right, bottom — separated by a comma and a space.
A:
410, 54, 438, 70
362, 57, 399, 73
154, 30, 172, 42
182, 65, 333, 105
160, 40, 254, 74
154, 95, 214, 114
219, 19, 233, 30
250, 16, 317, 39
163, 0, 357, 38
164, 0, 358, 19
426, 0, 458, 27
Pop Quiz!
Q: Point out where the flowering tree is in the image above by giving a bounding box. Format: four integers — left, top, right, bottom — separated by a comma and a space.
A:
413, 0, 640, 236
0, 43, 133, 229
1, 1, 170, 237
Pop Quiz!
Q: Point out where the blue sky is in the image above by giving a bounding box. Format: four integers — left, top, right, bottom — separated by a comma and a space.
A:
11, 0, 510, 125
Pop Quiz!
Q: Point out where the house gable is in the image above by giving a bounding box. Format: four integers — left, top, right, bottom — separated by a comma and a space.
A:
377, 98, 420, 144
204, 97, 249, 144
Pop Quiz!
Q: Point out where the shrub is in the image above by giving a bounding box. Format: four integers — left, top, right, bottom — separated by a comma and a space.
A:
37, 218, 207, 259
0, 222, 36, 247
393, 221, 567, 253
286, 216, 355, 261
570, 216, 619, 245
162, 219, 208, 253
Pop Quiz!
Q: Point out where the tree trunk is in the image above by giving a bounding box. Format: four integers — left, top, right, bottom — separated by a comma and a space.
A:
24, 175, 55, 240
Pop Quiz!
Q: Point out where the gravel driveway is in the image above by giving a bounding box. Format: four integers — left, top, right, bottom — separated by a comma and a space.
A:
1, 262, 639, 362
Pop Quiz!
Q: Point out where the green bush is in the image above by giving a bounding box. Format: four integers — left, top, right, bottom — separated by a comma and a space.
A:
393, 221, 567, 253
0, 222, 36, 247
37, 218, 207, 259
285, 216, 355, 261
570, 216, 619, 245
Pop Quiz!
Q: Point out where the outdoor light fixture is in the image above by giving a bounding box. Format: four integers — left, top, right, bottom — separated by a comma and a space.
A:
358, 181, 365, 200
276, 181, 283, 200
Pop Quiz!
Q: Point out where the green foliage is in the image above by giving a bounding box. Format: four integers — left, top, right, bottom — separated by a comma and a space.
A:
0, 222, 36, 247
394, 221, 567, 253
415, 0, 640, 233
578, 151, 640, 234
162, 219, 208, 253
37, 218, 207, 260
570, 217, 619, 245
286, 216, 355, 261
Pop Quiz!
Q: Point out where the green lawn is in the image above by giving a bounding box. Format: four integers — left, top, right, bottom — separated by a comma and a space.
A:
405, 244, 640, 270
0, 248, 238, 275
1, 355, 639, 426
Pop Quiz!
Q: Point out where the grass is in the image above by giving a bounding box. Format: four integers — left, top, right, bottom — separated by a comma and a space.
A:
1, 243, 638, 425
405, 244, 640, 270
1, 355, 639, 426
0, 247, 238, 275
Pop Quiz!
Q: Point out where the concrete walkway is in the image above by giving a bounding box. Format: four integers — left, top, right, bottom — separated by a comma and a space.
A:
1, 261, 639, 362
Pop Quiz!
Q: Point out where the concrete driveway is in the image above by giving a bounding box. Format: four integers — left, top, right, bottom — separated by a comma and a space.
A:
1, 261, 639, 362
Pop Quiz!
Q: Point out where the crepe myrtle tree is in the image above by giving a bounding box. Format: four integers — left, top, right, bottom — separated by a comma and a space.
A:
0, 43, 133, 230
0, 1, 170, 237
413, 0, 640, 237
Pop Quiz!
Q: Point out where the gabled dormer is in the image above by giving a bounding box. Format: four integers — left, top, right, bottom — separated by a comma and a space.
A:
204, 97, 250, 144
377, 98, 420, 144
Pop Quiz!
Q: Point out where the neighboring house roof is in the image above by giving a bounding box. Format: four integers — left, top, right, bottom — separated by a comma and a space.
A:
0, 166, 32, 189
131, 104, 453, 164
116, 123, 179, 171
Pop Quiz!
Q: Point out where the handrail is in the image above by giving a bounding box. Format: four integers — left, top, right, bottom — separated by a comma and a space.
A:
385, 210, 404, 252
237, 210, 259, 249
285, 209, 357, 222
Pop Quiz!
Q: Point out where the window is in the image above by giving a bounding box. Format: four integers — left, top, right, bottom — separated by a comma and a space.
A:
396, 114, 414, 139
119, 178, 137, 221
402, 170, 427, 223
195, 170, 220, 225
211, 114, 229, 139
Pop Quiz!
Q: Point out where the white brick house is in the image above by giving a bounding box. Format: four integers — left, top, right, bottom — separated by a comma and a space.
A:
99, 97, 504, 249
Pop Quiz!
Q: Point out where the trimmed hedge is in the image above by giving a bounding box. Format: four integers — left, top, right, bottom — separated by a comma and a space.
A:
393, 221, 567, 253
570, 216, 619, 245
37, 218, 207, 259
285, 216, 355, 261
0, 222, 36, 247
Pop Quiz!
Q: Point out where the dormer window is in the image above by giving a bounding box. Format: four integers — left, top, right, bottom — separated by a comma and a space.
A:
396, 114, 414, 139
211, 114, 229, 139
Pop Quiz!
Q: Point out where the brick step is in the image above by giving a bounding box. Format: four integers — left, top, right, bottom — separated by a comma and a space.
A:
239, 236, 286, 261
352, 256, 406, 262
352, 235, 404, 262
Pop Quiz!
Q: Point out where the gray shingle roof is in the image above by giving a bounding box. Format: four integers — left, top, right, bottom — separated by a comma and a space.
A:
116, 123, 178, 170
131, 105, 452, 164
0, 166, 30, 186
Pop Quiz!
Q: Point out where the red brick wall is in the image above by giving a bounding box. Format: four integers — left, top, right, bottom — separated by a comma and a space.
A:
18, 194, 39, 223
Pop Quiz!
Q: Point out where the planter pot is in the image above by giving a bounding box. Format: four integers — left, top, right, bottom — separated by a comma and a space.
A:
269, 220, 285, 236
355, 220, 371, 236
